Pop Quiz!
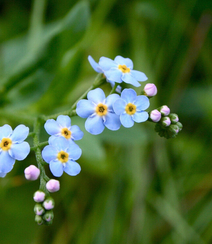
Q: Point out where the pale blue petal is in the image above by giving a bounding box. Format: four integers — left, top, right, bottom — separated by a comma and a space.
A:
113, 99, 126, 115
49, 137, 69, 151
10, 124, 29, 143
67, 141, 82, 160
0, 171, 7, 177
87, 88, 105, 104
122, 73, 141, 87
134, 95, 150, 110
114, 56, 133, 69
85, 116, 104, 135
42, 145, 57, 163
131, 70, 148, 81
64, 161, 81, 176
99, 57, 116, 70
104, 113, 121, 131
106, 94, 120, 109
70, 125, 84, 140
44, 119, 60, 135
49, 160, 64, 177
0, 124, 12, 140
56, 115, 71, 128
104, 69, 122, 83
0, 151, 15, 173
121, 88, 137, 103
76, 99, 95, 118
132, 111, 149, 123
120, 113, 134, 128
88, 56, 102, 73
9, 142, 30, 160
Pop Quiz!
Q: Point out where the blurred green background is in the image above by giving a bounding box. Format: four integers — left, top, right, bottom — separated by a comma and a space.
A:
0, 0, 212, 243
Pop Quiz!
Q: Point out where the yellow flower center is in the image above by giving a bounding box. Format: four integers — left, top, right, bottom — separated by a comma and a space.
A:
125, 103, 136, 115
95, 103, 108, 116
57, 151, 69, 163
118, 64, 130, 73
61, 128, 71, 139
0, 138, 12, 151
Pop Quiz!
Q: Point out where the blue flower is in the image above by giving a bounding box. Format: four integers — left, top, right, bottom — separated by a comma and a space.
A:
42, 137, 82, 177
44, 115, 83, 141
76, 88, 121, 135
0, 124, 30, 177
99, 55, 148, 87
113, 88, 150, 128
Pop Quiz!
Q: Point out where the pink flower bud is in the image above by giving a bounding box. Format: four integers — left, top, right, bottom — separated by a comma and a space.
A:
161, 117, 171, 127
43, 198, 55, 210
150, 109, 161, 122
46, 179, 60, 193
34, 204, 45, 216
33, 191, 45, 202
24, 165, 40, 180
144, 83, 157, 97
160, 105, 170, 116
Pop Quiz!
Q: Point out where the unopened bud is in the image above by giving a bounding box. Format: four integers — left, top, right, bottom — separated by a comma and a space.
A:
176, 122, 183, 131
33, 191, 45, 202
46, 179, 60, 193
144, 83, 157, 97
24, 165, 40, 180
169, 113, 179, 123
35, 215, 44, 225
34, 203, 45, 216
161, 117, 171, 127
150, 109, 161, 122
169, 124, 179, 134
43, 210, 54, 222
160, 105, 170, 116
43, 198, 55, 210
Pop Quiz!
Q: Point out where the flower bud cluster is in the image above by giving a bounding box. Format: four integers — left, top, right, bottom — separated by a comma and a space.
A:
150, 106, 182, 139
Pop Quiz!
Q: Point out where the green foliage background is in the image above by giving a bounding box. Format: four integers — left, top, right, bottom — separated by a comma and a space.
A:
0, 0, 212, 243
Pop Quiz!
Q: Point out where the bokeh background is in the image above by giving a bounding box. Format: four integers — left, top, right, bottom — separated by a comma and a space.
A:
0, 0, 212, 243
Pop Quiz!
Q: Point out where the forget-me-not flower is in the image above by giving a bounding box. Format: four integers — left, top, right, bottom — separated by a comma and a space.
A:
113, 88, 150, 128
76, 88, 121, 135
98, 55, 148, 87
44, 115, 83, 141
42, 137, 81, 177
0, 124, 30, 177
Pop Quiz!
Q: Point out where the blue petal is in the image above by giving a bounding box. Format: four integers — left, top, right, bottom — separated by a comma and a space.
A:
132, 111, 149, 123
104, 113, 121, 131
49, 160, 64, 177
0, 124, 12, 140
0, 171, 7, 177
10, 124, 29, 143
70, 125, 84, 140
104, 69, 122, 83
44, 119, 60, 135
64, 160, 81, 176
120, 113, 134, 128
87, 88, 105, 104
121, 88, 137, 103
0, 151, 15, 173
49, 137, 69, 151
122, 73, 141, 87
42, 145, 57, 163
56, 115, 71, 128
85, 115, 105, 135
67, 141, 82, 160
99, 57, 116, 71
105, 94, 120, 109
88, 56, 102, 73
134, 95, 150, 111
114, 56, 133, 69
131, 70, 148, 82
76, 99, 95, 118
9, 142, 30, 160
113, 99, 126, 115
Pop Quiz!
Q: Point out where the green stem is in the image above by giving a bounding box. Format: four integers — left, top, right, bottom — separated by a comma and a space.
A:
109, 82, 119, 94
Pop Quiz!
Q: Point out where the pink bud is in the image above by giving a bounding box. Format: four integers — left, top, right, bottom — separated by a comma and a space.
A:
43, 198, 55, 210
33, 191, 45, 202
160, 105, 170, 116
46, 179, 60, 193
24, 165, 40, 180
161, 117, 171, 127
150, 109, 161, 122
144, 83, 157, 97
